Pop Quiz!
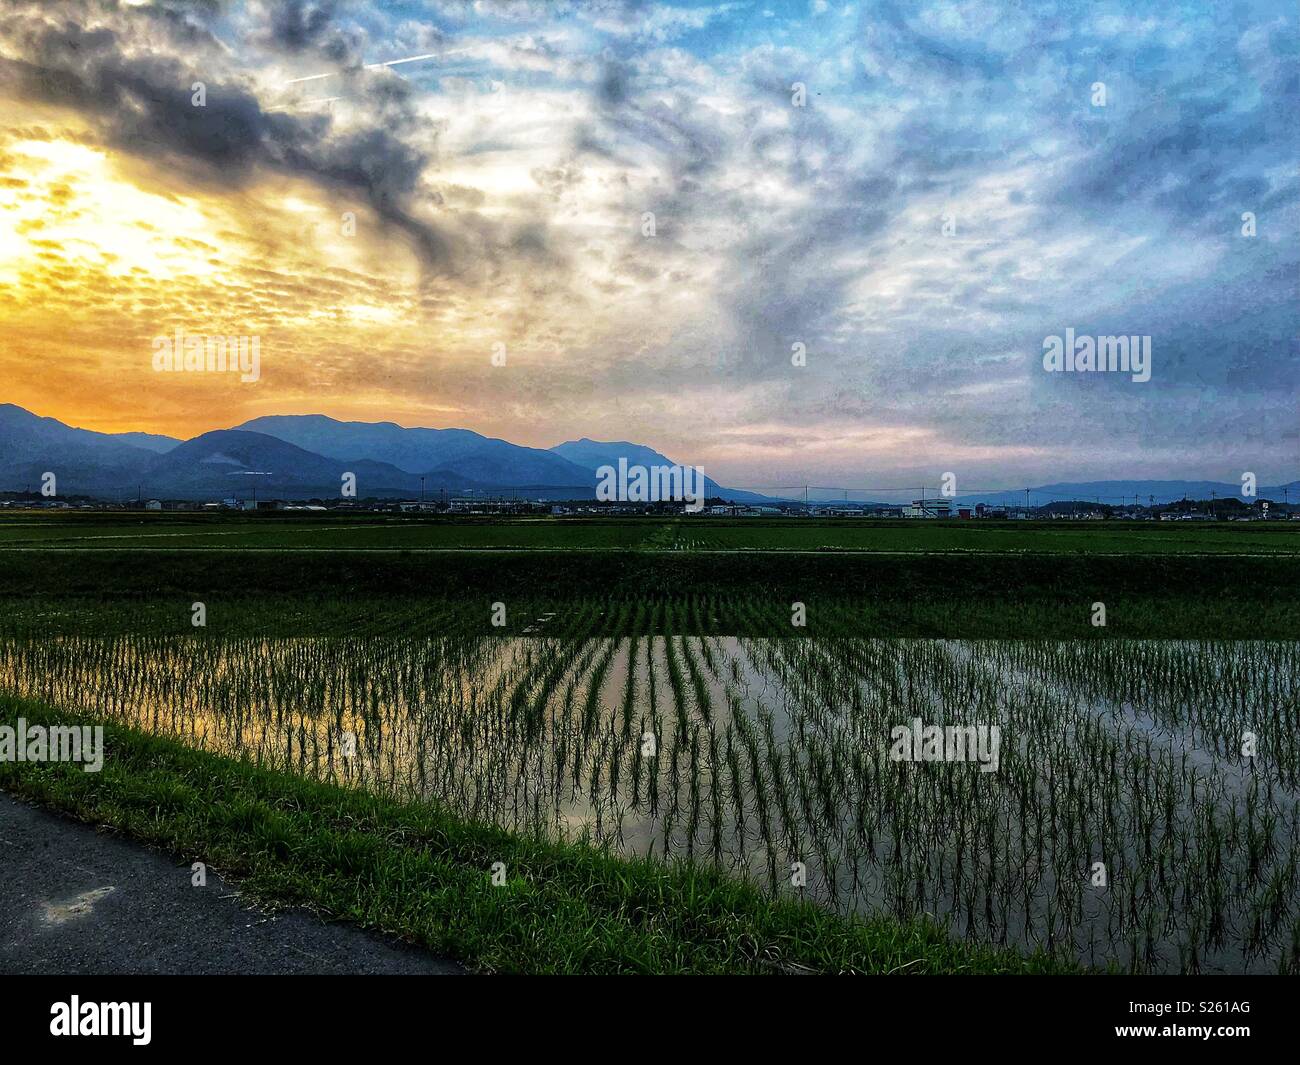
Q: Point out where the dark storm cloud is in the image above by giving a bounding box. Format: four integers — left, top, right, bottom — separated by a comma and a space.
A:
0, 1, 456, 271
267, 0, 336, 52
253, 0, 360, 65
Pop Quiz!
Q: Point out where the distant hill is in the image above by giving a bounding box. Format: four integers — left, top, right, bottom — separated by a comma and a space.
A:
140, 429, 422, 499
0, 402, 161, 496
236, 414, 594, 489
235, 415, 488, 473
2, 404, 1294, 505
954, 479, 1300, 507
0, 403, 168, 462
0, 406, 754, 501
551, 438, 778, 504
550, 438, 679, 471
110, 431, 180, 454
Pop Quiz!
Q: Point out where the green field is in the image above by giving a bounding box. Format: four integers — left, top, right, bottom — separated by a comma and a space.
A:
2, 511, 1299, 554
1, 512, 1298, 640
2, 511, 1298, 974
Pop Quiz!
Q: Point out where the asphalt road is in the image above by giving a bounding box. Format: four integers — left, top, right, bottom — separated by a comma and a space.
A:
0, 794, 462, 975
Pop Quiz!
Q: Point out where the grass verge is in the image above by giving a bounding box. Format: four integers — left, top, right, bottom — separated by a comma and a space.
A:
3, 549, 1298, 638
0, 697, 1077, 974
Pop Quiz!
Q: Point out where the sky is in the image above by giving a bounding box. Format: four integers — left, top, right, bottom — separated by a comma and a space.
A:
0, 0, 1295, 490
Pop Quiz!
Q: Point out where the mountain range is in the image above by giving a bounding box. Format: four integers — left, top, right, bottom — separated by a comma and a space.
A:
1, 404, 1295, 506
951, 481, 1300, 508
0, 404, 772, 502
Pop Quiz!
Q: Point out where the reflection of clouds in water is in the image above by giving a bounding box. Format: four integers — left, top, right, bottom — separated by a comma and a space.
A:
1, 634, 1297, 973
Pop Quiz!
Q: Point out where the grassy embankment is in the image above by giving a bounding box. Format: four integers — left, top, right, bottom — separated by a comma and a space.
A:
0, 697, 1076, 974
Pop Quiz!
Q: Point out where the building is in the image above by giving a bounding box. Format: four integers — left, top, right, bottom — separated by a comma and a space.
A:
907, 499, 951, 518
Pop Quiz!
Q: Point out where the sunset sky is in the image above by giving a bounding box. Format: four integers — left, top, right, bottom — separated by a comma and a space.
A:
0, 0, 1296, 489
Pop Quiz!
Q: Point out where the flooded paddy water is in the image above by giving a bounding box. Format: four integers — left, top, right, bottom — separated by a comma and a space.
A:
2, 634, 1297, 973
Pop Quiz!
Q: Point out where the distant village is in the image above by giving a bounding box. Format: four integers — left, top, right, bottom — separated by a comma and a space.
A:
1, 490, 1294, 521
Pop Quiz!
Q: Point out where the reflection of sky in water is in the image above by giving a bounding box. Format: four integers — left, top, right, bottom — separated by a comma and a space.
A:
1, 635, 1297, 974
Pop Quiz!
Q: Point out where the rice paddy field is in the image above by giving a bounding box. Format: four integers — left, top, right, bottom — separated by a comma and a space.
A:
2, 511, 1299, 554
2, 513, 1299, 974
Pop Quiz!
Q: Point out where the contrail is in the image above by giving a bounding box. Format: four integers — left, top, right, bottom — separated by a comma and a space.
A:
264, 97, 342, 113
282, 48, 472, 85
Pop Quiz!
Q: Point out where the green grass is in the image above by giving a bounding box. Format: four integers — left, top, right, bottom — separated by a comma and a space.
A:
0, 696, 1076, 974
1, 544, 1298, 638
4, 512, 1297, 638
2, 511, 1298, 554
